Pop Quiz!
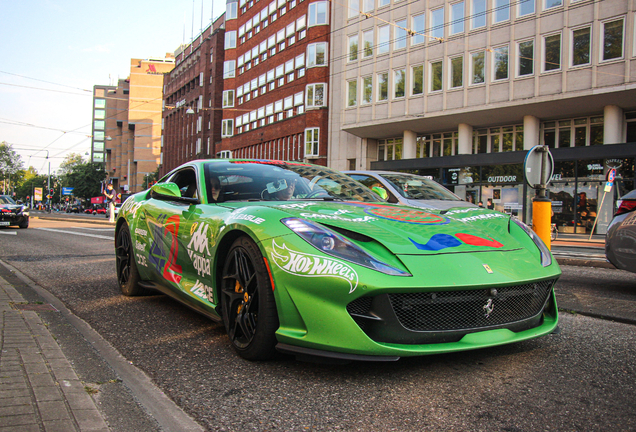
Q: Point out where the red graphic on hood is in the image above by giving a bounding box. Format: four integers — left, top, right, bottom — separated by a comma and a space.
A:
455, 233, 503, 248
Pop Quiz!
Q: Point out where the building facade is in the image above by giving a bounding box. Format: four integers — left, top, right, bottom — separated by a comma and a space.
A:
329, 0, 636, 234
218, 0, 331, 165
161, 16, 226, 177
99, 57, 175, 193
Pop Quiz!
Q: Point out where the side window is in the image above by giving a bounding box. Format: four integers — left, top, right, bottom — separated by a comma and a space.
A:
169, 168, 198, 199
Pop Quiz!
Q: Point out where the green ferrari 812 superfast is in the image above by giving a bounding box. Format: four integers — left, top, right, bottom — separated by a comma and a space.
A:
115, 159, 560, 361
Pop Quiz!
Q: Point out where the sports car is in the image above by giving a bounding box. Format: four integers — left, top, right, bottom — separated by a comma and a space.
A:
0, 195, 29, 228
115, 159, 560, 361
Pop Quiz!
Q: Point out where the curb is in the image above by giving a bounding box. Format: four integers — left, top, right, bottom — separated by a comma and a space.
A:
555, 258, 616, 269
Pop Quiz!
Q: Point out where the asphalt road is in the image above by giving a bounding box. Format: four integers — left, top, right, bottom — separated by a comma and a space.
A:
1, 218, 635, 431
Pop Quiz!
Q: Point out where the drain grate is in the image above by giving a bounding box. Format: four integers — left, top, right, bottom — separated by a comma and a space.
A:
12, 303, 59, 312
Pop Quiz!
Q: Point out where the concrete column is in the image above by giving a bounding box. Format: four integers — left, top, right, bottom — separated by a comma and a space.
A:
457, 123, 473, 154
604, 105, 623, 144
403, 130, 417, 159
523, 115, 540, 150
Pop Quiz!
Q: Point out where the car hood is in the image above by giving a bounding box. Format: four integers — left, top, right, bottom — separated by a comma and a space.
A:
399, 198, 476, 210
0, 204, 23, 212
221, 201, 519, 256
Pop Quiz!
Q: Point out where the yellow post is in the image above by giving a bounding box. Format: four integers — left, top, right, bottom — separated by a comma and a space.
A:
533, 198, 552, 250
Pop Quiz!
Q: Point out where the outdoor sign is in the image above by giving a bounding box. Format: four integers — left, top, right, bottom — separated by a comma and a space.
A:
34, 188, 42, 201
91, 196, 106, 204
62, 187, 74, 196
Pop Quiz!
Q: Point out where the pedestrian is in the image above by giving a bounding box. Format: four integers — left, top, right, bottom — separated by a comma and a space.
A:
478, 201, 484, 207
487, 198, 494, 210
104, 183, 116, 223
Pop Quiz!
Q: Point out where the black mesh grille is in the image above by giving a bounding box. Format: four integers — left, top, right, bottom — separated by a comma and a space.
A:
347, 296, 373, 316
387, 280, 555, 332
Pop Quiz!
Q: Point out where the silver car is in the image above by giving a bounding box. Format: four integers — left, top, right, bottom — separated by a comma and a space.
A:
606, 189, 636, 273
343, 170, 476, 211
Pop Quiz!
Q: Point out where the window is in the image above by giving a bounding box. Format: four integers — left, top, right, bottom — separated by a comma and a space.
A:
394, 69, 405, 98
412, 14, 425, 45
450, 2, 465, 35
225, 31, 237, 49
363, 30, 374, 57
395, 20, 407, 50
348, 0, 359, 19
450, 56, 463, 88
94, 120, 104, 130
94, 99, 106, 109
305, 128, 320, 156
493, 0, 509, 24
222, 119, 234, 137
412, 65, 424, 95
493, 46, 508, 80
347, 80, 357, 107
430, 60, 443, 91
306, 83, 326, 107
308, 1, 328, 26
379, 0, 389, 7
544, 33, 561, 71
518, 39, 534, 76
348, 34, 358, 61
227, 2, 238, 19
518, 0, 534, 16
363, 0, 373, 12
602, 18, 624, 61
572, 27, 591, 66
94, 109, 105, 120
471, 51, 485, 84
431, 8, 444, 40
362, 76, 373, 104
471, 0, 486, 29
544, 0, 561, 10
377, 72, 388, 101
307, 42, 327, 67
223, 90, 235, 108
378, 25, 390, 54
223, 60, 236, 79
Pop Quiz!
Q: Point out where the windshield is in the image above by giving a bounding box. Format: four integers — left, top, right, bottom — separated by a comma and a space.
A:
0, 195, 16, 205
204, 161, 381, 203
380, 173, 461, 201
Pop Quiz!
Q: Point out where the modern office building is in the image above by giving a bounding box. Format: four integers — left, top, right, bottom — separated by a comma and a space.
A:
329, 0, 636, 234
218, 0, 331, 165
98, 56, 175, 193
161, 16, 226, 176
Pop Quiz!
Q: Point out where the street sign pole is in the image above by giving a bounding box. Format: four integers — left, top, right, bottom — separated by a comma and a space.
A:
588, 168, 616, 240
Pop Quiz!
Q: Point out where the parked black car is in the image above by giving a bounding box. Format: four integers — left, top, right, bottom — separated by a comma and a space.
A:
606, 189, 636, 273
66, 204, 81, 213
0, 195, 29, 228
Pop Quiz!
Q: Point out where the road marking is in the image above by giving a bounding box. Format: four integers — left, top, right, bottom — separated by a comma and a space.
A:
68, 227, 115, 231
0, 231, 17, 236
35, 228, 113, 240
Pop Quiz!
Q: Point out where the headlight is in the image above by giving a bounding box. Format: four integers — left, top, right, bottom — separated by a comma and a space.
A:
511, 218, 552, 267
282, 218, 411, 276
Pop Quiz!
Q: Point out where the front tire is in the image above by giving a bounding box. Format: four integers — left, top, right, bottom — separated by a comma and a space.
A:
221, 236, 279, 360
19, 219, 29, 229
115, 224, 148, 296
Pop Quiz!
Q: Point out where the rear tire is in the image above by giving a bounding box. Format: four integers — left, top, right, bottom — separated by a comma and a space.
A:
221, 236, 279, 360
115, 224, 148, 296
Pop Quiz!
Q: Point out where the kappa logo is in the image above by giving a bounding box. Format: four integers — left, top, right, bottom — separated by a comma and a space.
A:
271, 240, 359, 294
188, 223, 211, 255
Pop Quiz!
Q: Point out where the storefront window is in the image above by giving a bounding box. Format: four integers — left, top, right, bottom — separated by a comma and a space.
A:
542, 116, 603, 147
473, 129, 487, 153
416, 136, 429, 158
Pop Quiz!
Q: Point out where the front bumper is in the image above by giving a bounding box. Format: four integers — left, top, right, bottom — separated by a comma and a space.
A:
0, 214, 29, 227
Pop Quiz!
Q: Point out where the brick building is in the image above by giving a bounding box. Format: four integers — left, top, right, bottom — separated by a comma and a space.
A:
161, 16, 226, 176
218, 0, 331, 165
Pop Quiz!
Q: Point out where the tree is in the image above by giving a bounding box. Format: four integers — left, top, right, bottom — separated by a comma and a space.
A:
0, 142, 24, 194
63, 162, 106, 200
59, 153, 85, 176
143, 167, 160, 189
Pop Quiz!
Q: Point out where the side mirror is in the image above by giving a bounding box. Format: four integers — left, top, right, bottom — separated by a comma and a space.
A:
151, 182, 182, 198
372, 186, 388, 201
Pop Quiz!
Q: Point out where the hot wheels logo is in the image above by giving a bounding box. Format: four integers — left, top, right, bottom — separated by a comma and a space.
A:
271, 240, 359, 294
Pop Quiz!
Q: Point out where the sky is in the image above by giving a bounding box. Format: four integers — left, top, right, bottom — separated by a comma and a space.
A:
0, 0, 226, 175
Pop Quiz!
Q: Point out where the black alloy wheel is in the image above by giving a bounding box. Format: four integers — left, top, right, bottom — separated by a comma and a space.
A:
221, 236, 278, 360
115, 224, 147, 296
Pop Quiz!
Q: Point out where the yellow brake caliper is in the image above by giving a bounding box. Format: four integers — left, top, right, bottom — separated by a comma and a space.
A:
235, 280, 245, 314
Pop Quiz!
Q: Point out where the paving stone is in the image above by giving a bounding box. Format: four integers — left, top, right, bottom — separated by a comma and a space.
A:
73, 409, 109, 431
0, 402, 34, 416
0, 423, 40, 432
43, 420, 78, 432
0, 388, 30, 399
0, 396, 32, 407
0, 413, 38, 428
37, 400, 72, 421
31, 385, 63, 402
28, 372, 56, 388
24, 362, 49, 375
65, 392, 99, 411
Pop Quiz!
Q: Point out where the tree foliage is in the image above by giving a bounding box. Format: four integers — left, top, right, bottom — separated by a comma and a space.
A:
63, 161, 107, 200
0, 142, 24, 187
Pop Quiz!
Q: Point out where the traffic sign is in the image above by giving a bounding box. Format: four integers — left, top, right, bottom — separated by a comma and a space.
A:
524, 145, 554, 188
62, 187, 74, 196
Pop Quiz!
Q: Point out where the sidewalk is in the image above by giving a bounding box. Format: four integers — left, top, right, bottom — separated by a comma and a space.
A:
0, 276, 109, 431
